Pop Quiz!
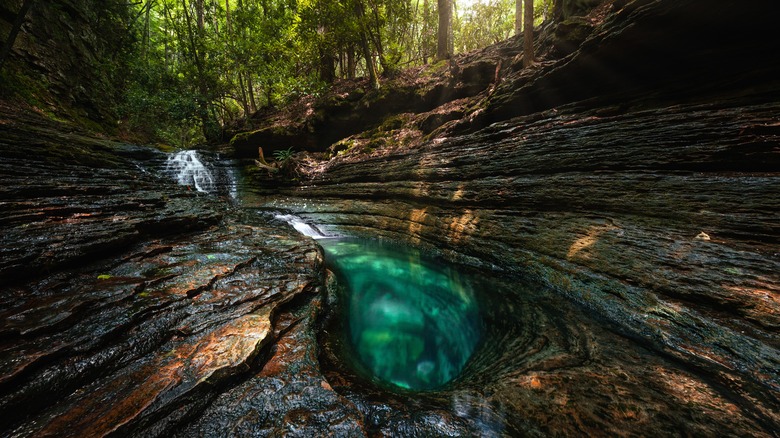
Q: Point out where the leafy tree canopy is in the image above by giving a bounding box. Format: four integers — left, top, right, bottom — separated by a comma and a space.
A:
118, 0, 553, 147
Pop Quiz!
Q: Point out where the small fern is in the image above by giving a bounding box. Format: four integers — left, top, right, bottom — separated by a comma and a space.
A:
273, 147, 294, 162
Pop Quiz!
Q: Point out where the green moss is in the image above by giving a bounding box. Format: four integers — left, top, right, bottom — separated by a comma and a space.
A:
378, 114, 408, 132
421, 60, 449, 77
0, 62, 51, 109
329, 138, 359, 158
229, 130, 257, 147
155, 143, 177, 153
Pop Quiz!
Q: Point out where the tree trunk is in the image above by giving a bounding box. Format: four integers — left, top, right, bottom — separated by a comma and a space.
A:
360, 36, 379, 89
247, 73, 257, 112
318, 26, 336, 83
264, 79, 273, 107
180, 0, 214, 141
436, 0, 451, 60
553, 0, 563, 21
237, 71, 250, 117
366, 0, 389, 75
347, 46, 356, 79
523, 0, 534, 67
225, 0, 231, 32
196, 0, 204, 32
0, 0, 35, 72
354, 0, 379, 89
515, 0, 522, 35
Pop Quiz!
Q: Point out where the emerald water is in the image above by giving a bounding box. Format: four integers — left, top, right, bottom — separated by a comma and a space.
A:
320, 238, 483, 391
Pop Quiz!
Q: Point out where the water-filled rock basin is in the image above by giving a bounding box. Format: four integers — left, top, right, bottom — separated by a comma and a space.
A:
320, 238, 482, 390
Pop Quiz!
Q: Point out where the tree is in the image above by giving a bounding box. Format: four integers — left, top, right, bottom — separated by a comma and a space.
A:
523, 0, 533, 67
552, 0, 563, 21
514, 0, 521, 35
343, 0, 380, 89
118, 0, 530, 146
436, 0, 451, 60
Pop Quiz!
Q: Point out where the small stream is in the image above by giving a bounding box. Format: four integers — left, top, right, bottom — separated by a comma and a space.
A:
164, 151, 485, 389
161, 150, 777, 435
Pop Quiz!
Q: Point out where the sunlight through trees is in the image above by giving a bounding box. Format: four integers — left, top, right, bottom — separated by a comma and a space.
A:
119, 0, 554, 146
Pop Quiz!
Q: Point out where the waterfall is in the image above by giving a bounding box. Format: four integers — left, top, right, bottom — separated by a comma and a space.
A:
275, 214, 329, 239
166, 150, 215, 193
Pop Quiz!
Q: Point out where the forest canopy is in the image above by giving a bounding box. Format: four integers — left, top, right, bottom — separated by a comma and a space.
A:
119, 0, 556, 146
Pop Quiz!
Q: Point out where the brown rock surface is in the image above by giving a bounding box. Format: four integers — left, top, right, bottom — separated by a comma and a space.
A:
1, 0, 779, 436
0, 108, 364, 436
236, 0, 780, 435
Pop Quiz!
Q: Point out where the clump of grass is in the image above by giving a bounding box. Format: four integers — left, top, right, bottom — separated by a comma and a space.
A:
273, 146, 295, 162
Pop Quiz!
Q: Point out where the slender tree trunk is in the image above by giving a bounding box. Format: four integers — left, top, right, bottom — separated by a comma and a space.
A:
354, 0, 379, 89
360, 35, 379, 89
422, 0, 429, 63
237, 71, 249, 117
0, 0, 35, 72
318, 24, 336, 83
553, 0, 563, 21
515, 0, 522, 35
448, 5, 453, 56
436, 0, 451, 60
181, 0, 206, 88
246, 73, 257, 112
195, 0, 204, 32
366, 0, 388, 74
264, 79, 273, 107
142, 1, 152, 60
523, 0, 534, 67
347, 46, 356, 79
181, 0, 214, 140
225, 0, 231, 32
337, 48, 344, 79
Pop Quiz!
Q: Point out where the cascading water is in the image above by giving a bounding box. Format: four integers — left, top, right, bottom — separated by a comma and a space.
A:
164, 150, 240, 199
274, 214, 329, 239
166, 150, 215, 193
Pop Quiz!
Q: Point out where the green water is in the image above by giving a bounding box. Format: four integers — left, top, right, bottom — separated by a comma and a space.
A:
320, 238, 483, 391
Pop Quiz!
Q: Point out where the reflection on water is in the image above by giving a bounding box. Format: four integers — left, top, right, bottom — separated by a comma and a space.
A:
320, 238, 483, 390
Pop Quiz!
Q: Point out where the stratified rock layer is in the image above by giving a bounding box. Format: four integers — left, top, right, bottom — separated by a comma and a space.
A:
1, 0, 779, 436
254, 100, 780, 436
0, 110, 363, 436
240, 0, 780, 435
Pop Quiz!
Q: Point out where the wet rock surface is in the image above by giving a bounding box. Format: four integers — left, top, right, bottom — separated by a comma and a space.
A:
253, 100, 780, 436
240, 1, 780, 435
0, 110, 362, 436
2, 0, 779, 436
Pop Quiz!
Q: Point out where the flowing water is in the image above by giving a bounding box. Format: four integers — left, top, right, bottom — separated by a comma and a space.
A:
320, 238, 483, 390
165, 157, 777, 435
165, 150, 239, 199
273, 214, 329, 239
166, 150, 214, 192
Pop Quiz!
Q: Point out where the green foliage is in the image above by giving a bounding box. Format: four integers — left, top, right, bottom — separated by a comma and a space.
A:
273, 147, 295, 162
455, 0, 515, 52
115, 0, 554, 145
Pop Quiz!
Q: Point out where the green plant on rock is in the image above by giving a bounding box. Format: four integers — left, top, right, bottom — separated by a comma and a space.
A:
273, 147, 295, 162
272, 146, 303, 179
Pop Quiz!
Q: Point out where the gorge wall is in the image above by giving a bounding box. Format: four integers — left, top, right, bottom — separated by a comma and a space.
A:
0, 0, 778, 436
244, 0, 780, 433
1, 0, 127, 126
